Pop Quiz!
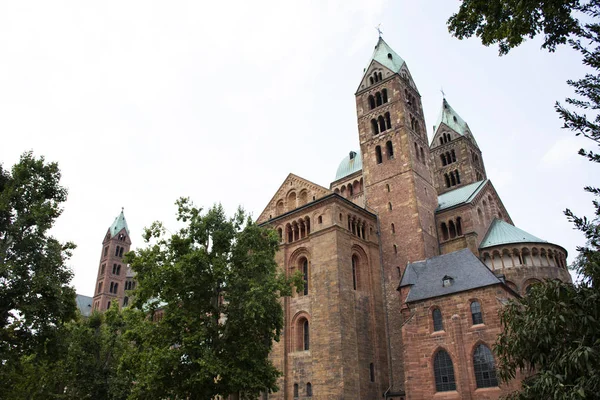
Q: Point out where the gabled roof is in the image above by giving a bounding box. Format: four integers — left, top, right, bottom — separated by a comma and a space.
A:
362, 37, 405, 79
109, 209, 129, 238
75, 294, 93, 317
256, 173, 332, 224
437, 180, 487, 212
334, 150, 362, 181
399, 249, 503, 303
480, 219, 547, 249
434, 98, 470, 136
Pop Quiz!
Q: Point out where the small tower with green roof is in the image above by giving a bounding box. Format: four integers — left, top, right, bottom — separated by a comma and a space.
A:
91, 208, 132, 312
430, 97, 487, 194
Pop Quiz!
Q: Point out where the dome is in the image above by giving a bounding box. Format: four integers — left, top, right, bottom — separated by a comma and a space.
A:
334, 150, 362, 181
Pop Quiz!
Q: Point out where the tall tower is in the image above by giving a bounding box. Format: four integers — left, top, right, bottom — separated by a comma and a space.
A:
430, 98, 486, 194
91, 209, 131, 312
355, 37, 439, 394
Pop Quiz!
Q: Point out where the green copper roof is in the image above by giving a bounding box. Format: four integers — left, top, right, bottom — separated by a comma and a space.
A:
434, 98, 470, 136
437, 180, 487, 211
363, 37, 405, 77
109, 209, 129, 238
480, 219, 547, 249
334, 150, 362, 181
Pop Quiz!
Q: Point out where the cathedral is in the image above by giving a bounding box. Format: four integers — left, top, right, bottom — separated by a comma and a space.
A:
86, 37, 572, 399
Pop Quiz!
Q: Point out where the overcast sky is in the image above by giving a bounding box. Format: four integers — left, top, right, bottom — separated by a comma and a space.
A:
1, 1, 594, 296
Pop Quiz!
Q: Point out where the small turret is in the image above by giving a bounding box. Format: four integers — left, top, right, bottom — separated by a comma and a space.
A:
430, 98, 487, 194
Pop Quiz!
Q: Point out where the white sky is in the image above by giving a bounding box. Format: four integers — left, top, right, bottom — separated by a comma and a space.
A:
0, 1, 594, 296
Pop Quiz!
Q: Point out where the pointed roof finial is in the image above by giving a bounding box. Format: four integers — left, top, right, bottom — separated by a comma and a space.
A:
440, 87, 446, 99
109, 208, 130, 237
376, 24, 383, 38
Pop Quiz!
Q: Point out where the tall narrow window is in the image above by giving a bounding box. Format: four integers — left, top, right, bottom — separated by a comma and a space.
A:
123, 296, 129, 307
107, 301, 111, 309
382, 88, 388, 103
119, 247, 124, 257
114, 283, 119, 293
378, 116, 386, 132
375, 92, 382, 106
386, 141, 394, 159
420, 147, 425, 163
375, 146, 383, 164
368, 95, 375, 110
434, 350, 456, 392
385, 112, 391, 129
450, 173, 456, 186
451, 149, 456, 162
456, 217, 462, 236
455, 170, 461, 184
371, 119, 379, 135
352, 255, 358, 290
109, 282, 114, 293
448, 221, 456, 238
441, 154, 447, 166
391, 223, 395, 233
98, 281, 103, 293
302, 259, 309, 296
414, 142, 420, 160
303, 320, 310, 350
306, 383, 312, 397
444, 174, 450, 188
115, 246, 120, 256
116, 264, 121, 275
293, 384, 299, 398
104, 246, 108, 257
388, 202, 392, 211
370, 363, 375, 382
471, 301, 483, 324
441, 223, 449, 241
433, 308, 443, 331
473, 345, 498, 388
100, 264, 105, 275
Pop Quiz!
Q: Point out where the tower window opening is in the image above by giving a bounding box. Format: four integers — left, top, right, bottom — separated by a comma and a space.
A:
303, 319, 310, 350
306, 382, 312, 397
456, 217, 463, 236
441, 154, 447, 166
368, 95, 375, 110
451, 149, 456, 162
420, 147, 425, 163
376, 92, 382, 107
119, 247, 124, 257
378, 116, 386, 132
391, 223, 395, 234
386, 141, 394, 159
450, 173, 457, 186
385, 112, 391, 129
414, 142, 420, 160
444, 174, 450, 188
386, 184, 390, 192
388, 202, 392, 211
302, 258, 309, 296
455, 170, 461, 184
371, 119, 379, 135
352, 255, 358, 290
382, 88, 388, 103
375, 146, 383, 164
97, 281, 103, 293
393, 244, 398, 254
294, 384, 299, 398
432, 308, 443, 331
441, 223, 449, 241
104, 246, 108, 257
370, 363, 375, 382
449, 221, 456, 239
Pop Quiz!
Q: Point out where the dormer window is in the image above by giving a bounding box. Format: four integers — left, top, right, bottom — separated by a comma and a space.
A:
442, 275, 454, 287
387, 53, 392, 59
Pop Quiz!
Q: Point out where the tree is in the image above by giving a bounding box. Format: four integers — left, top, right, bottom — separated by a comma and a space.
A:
448, 1, 600, 398
2, 305, 134, 400
0, 152, 76, 372
123, 199, 298, 400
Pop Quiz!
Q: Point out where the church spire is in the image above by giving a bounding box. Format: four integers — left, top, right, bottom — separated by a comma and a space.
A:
362, 36, 406, 78
109, 208, 129, 238
433, 97, 479, 149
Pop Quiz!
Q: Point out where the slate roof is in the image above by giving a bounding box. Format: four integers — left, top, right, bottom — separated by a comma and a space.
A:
75, 294, 93, 317
480, 219, 547, 249
334, 150, 362, 181
363, 37, 405, 78
109, 209, 129, 238
437, 180, 487, 212
399, 248, 503, 303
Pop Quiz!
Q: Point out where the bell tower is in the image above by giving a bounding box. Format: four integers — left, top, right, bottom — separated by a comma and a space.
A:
355, 37, 439, 393
91, 209, 131, 312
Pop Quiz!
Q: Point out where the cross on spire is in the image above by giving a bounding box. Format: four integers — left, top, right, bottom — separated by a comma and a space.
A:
440, 87, 446, 99
376, 24, 383, 37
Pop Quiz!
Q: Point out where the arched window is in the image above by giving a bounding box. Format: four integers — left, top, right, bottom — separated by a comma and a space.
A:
450, 173, 456, 186
386, 141, 394, 159
293, 384, 299, 398
433, 350, 456, 392
385, 112, 391, 129
114, 283, 118, 293
414, 142, 420, 160
371, 119, 379, 135
448, 221, 456, 239
303, 320, 310, 350
441, 154, 447, 166
388, 202, 392, 211
306, 382, 312, 397
382, 88, 388, 103
301, 258, 309, 296
420, 147, 425, 163
375, 92, 382, 106
370, 363, 375, 382
119, 247, 124, 257
378, 116, 386, 132
368, 95, 375, 110
386, 184, 390, 192
109, 282, 114, 293
473, 344, 498, 388
451, 149, 456, 162
444, 174, 450, 188
393, 244, 398, 254
100, 263, 105, 275
471, 301, 483, 324
123, 296, 129, 307
378, 72, 382, 81
441, 223, 449, 241
432, 308, 443, 331
375, 146, 383, 164
98, 281, 103, 293
455, 170, 461, 184
391, 223, 395, 234
115, 246, 120, 256
456, 217, 462, 236
352, 255, 358, 290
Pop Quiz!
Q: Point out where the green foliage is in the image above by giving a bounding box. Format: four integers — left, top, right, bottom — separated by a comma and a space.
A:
448, 1, 600, 399
0, 152, 76, 376
124, 199, 297, 400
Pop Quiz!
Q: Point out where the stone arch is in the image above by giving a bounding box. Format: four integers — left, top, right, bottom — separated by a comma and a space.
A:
290, 311, 311, 352
522, 278, 542, 295
287, 191, 297, 211
351, 244, 370, 292
299, 190, 308, 206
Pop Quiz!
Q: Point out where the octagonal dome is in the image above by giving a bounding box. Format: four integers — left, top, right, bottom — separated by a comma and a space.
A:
335, 150, 362, 181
